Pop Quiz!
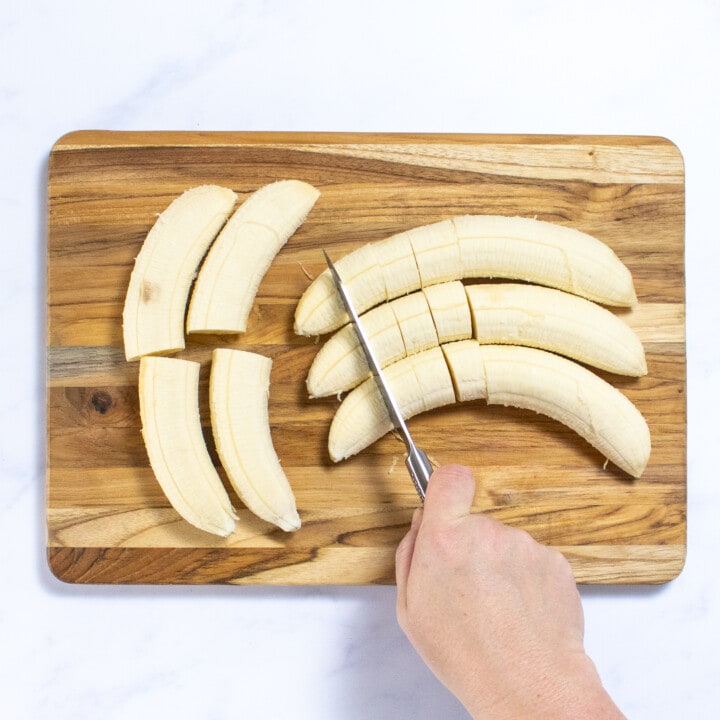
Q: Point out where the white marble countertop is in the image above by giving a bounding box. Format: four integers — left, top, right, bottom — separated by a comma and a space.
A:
2, 1, 719, 717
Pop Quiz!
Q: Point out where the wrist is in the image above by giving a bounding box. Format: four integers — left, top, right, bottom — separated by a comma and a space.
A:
464, 654, 625, 720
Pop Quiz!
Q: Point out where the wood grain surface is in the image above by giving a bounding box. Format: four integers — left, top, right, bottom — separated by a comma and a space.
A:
46, 131, 686, 584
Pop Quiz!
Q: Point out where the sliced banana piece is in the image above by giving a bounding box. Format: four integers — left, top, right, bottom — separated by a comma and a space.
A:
123, 185, 238, 361
424, 280, 473, 344
375, 231, 422, 299
455, 215, 636, 307
465, 283, 647, 376
440, 339, 487, 402
294, 215, 636, 336
187, 180, 320, 334
306, 281, 472, 398
296, 241, 388, 340
329, 343, 651, 478
477, 344, 650, 478
407, 219, 460, 286
306, 302, 405, 399
209, 349, 300, 532
138, 356, 237, 537
391, 291, 439, 355
328, 346, 455, 461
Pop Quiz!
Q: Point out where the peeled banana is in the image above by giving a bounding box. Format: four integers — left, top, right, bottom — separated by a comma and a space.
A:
138, 356, 237, 537
306, 278, 645, 398
328, 342, 651, 478
209, 349, 301, 532
465, 283, 647, 376
123, 185, 237, 361
187, 180, 320, 334
294, 215, 637, 336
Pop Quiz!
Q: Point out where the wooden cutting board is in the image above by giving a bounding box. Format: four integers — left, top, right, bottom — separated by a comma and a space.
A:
46, 131, 686, 584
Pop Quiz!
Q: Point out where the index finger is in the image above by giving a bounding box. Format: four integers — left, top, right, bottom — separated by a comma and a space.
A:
422, 464, 477, 527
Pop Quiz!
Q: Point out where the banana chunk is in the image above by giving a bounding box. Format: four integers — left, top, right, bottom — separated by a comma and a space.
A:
306, 301, 405, 398
138, 356, 237, 537
329, 343, 650, 478
187, 180, 319, 334
375, 232, 423, 299
424, 280, 473, 344
123, 185, 238, 361
454, 215, 636, 307
441, 339, 488, 402
328, 346, 454, 462
210, 349, 301, 532
407, 219, 460, 286
294, 215, 637, 336
478, 344, 650, 478
465, 283, 647, 376
391, 291, 439, 355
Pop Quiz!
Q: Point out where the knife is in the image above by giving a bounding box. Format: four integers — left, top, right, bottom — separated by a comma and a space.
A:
322, 250, 433, 501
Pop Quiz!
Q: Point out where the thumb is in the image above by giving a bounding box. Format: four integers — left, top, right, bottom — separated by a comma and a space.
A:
422, 464, 477, 526
395, 507, 423, 622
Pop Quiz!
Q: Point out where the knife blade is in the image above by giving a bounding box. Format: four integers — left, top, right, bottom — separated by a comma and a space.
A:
322, 250, 433, 501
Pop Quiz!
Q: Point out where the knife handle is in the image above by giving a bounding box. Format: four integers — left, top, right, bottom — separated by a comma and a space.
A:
405, 446, 433, 502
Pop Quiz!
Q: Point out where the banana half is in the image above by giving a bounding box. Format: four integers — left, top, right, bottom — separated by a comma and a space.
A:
138, 356, 237, 536
210, 349, 301, 532
187, 180, 320, 334
294, 215, 637, 337
328, 342, 651, 478
307, 281, 646, 398
123, 185, 238, 361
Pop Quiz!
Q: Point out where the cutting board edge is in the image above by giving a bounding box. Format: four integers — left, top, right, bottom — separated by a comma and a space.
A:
45, 543, 687, 586
48, 129, 686, 155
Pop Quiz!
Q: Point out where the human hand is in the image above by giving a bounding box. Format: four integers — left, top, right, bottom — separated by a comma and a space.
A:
396, 464, 625, 719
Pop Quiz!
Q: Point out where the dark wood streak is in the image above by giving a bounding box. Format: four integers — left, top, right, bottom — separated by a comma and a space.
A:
47, 547, 319, 584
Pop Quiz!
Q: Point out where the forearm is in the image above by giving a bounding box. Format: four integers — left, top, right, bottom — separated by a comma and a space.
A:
461, 655, 626, 720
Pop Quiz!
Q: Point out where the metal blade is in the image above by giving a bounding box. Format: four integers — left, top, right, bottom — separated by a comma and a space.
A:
322, 250, 432, 500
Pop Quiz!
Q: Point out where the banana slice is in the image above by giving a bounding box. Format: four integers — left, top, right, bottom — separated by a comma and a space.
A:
391, 291, 439, 355
294, 215, 637, 336
187, 180, 320, 334
209, 349, 300, 532
138, 356, 237, 537
328, 346, 454, 462
329, 343, 651, 478
375, 231, 423, 299
424, 280, 473, 343
440, 339, 487, 402
297, 241, 388, 340
123, 185, 238, 361
465, 283, 647, 376
407, 219, 460, 286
